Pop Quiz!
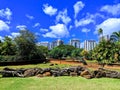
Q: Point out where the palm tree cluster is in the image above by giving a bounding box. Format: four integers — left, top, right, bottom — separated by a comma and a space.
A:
92, 29, 120, 65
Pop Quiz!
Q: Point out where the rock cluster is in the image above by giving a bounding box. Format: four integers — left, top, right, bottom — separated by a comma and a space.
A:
0, 66, 120, 79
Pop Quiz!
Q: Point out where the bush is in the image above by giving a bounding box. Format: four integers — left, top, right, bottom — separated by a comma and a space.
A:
0, 54, 46, 63
0, 56, 16, 62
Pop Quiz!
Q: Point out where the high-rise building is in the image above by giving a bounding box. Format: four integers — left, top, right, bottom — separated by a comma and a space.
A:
50, 39, 64, 49
36, 41, 50, 49
99, 35, 110, 41
84, 40, 96, 51
69, 38, 80, 48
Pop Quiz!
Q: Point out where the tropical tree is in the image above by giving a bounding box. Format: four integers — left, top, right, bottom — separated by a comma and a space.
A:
14, 29, 36, 60
98, 28, 103, 42
80, 50, 89, 59
110, 31, 120, 42
1, 36, 16, 55
71, 48, 83, 59
49, 45, 76, 59
0, 40, 2, 55
92, 39, 118, 66
37, 46, 48, 57
49, 48, 63, 59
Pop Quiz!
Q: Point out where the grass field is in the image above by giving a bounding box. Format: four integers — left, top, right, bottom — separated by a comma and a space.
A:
0, 63, 120, 90
0, 63, 70, 70
0, 77, 120, 90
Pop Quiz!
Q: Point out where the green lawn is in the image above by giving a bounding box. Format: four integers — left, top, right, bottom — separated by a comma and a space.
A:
0, 77, 120, 90
0, 63, 70, 70
0, 63, 120, 90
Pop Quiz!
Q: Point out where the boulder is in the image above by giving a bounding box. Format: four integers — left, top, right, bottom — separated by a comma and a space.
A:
83, 75, 92, 79
80, 70, 91, 77
50, 64, 54, 66
36, 74, 43, 77
43, 72, 51, 77
24, 68, 41, 77
70, 72, 78, 76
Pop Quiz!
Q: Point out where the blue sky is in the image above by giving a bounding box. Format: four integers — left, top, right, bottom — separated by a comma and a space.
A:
0, 0, 120, 44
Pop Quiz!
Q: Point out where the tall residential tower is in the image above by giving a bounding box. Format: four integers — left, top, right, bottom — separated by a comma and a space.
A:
69, 39, 80, 48
84, 40, 96, 51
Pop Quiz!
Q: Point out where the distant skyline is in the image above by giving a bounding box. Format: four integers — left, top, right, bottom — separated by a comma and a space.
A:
0, 0, 120, 45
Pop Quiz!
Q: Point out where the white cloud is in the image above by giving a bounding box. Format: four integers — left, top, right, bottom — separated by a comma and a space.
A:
40, 28, 48, 32
43, 4, 57, 16
69, 25, 73, 30
56, 9, 71, 25
43, 23, 69, 38
73, 1, 85, 18
82, 28, 90, 33
75, 19, 94, 27
26, 14, 34, 20
95, 18, 120, 35
75, 13, 104, 27
7, 35, 13, 39
35, 32, 41, 36
0, 20, 9, 31
72, 34, 75, 37
16, 25, 27, 30
33, 23, 40, 28
100, 3, 120, 16
0, 8, 12, 20
11, 32, 20, 38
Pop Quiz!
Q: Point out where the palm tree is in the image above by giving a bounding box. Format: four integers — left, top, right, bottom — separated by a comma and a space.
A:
110, 31, 120, 42
98, 28, 103, 42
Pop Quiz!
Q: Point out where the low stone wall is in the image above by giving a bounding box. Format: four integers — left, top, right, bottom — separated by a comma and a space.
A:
0, 65, 120, 79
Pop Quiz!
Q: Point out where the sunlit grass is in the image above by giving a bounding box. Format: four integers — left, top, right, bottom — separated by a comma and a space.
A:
0, 77, 120, 90
0, 63, 120, 90
0, 63, 71, 70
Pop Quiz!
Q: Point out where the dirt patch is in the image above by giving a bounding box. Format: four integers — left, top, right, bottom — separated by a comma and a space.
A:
50, 59, 120, 70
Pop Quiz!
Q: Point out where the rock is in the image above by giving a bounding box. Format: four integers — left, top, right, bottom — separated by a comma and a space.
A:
50, 64, 54, 66
80, 70, 91, 77
42, 68, 51, 74
83, 75, 92, 79
51, 71, 61, 77
92, 69, 106, 78
117, 72, 120, 79
36, 74, 43, 77
60, 69, 69, 76
43, 72, 51, 77
3, 67, 16, 71
77, 71, 82, 76
55, 63, 58, 65
70, 72, 78, 76
24, 68, 41, 77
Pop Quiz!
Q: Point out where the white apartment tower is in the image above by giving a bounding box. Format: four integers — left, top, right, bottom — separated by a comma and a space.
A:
50, 39, 64, 49
70, 39, 80, 48
36, 41, 50, 49
84, 40, 96, 51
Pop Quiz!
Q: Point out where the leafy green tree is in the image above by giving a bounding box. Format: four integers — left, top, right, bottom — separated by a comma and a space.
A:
49, 45, 76, 59
92, 39, 118, 65
37, 46, 48, 57
57, 45, 76, 57
49, 48, 63, 59
110, 31, 120, 42
1, 36, 16, 55
98, 28, 103, 36
14, 30, 36, 60
80, 50, 89, 59
71, 48, 83, 59
98, 28, 103, 42
0, 40, 2, 55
